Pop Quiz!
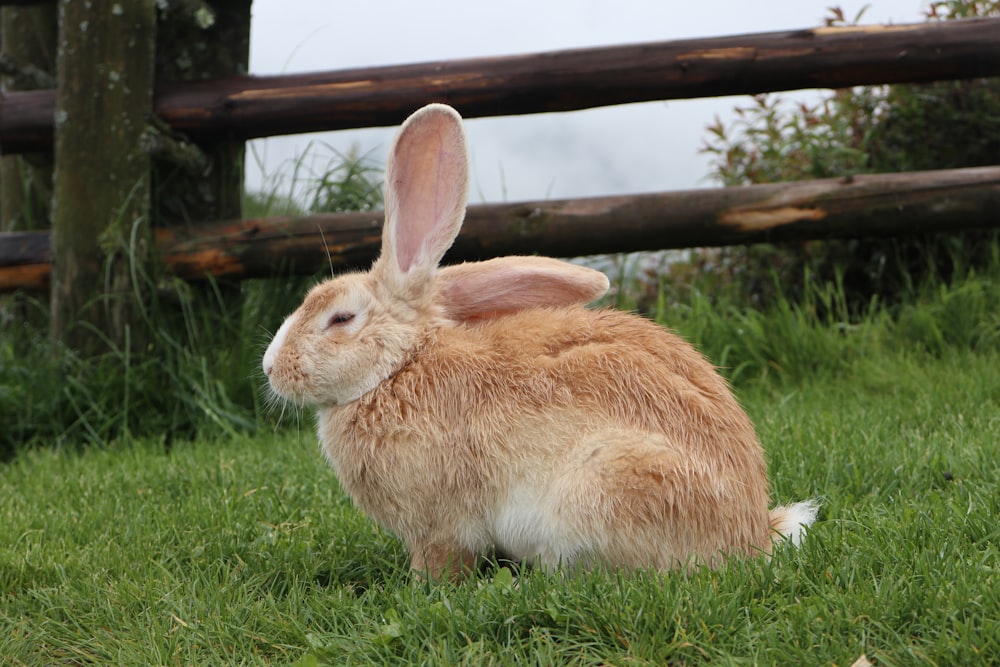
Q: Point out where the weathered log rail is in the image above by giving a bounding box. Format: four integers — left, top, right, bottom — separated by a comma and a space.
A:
3, 18, 1000, 153
2, 16, 1000, 294
3, 165, 999, 293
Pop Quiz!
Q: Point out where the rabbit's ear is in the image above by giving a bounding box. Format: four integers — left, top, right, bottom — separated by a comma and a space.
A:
379, 104, 469, 284
438, 256, 610, 321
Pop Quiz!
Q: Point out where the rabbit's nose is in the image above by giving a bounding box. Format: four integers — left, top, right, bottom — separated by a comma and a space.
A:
263, 317, 295, 378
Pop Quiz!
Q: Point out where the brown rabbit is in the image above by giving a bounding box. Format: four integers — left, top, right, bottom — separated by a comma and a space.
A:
262, 104, 816, 580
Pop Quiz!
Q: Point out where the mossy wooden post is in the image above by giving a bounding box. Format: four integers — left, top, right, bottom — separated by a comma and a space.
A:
0, 4, 56, 233
152, 0, 250, 326
154, 0, 250, 226
51, 0, 156, 353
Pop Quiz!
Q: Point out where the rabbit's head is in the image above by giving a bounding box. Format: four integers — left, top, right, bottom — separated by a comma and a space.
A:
263, 104, 608, 407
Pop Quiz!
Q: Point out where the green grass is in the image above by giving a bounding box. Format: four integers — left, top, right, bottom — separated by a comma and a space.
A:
3, 187, 998, 663
2, 243, 998, 663
2, 345, 998, 665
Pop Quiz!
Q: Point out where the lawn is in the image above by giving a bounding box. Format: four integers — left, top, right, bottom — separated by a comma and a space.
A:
2, 346, 997, 665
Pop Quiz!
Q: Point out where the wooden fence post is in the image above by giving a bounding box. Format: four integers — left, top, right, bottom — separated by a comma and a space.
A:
0, 4, 56, 233
154, 0, 250, 226
150, 0, 250, 327
50, 0, 156, 353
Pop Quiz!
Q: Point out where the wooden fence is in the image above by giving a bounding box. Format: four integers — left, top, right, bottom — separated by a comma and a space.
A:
2, 15, 1000, 295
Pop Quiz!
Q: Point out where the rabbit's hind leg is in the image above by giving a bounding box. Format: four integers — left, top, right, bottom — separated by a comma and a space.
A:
550, 430, 764, 570
408, 540, 480, 582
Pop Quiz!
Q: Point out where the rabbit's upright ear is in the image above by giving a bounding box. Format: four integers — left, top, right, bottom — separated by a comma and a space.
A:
377, 104, 469, 289
438, 256, 610, 321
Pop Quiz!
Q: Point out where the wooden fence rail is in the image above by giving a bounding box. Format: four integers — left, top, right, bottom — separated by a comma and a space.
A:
2, 15, 1000, 297
3, 18, 1000, 153
3, 165, 999, 293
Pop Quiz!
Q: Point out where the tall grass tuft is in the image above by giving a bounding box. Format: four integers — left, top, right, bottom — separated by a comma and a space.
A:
655, 271, 885, 386
645, 241, 1000, 389
0, 276, 262, 457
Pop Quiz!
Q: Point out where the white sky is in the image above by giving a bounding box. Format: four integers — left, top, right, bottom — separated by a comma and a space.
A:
246, 0, 928, 205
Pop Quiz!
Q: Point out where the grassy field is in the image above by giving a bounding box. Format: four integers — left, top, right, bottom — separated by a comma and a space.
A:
2, 342, 997, 665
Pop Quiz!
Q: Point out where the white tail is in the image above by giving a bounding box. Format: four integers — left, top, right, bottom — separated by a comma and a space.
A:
769, 500, 819, 547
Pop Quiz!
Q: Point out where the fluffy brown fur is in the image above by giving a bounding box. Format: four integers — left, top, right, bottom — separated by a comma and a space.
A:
263, 104, 815, 580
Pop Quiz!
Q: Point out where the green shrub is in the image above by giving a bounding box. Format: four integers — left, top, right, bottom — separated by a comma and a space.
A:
699, 0, 1000, 313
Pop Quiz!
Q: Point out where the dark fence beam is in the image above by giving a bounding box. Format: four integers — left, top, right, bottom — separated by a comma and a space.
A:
3, 18, 1000, 154
3, 165, 999, 293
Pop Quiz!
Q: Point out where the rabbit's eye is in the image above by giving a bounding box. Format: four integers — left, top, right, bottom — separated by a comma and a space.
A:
325, 312, 356, 329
